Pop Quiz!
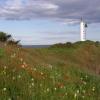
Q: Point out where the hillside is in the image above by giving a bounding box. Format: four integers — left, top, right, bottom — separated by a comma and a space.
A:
0, 41, 100, 100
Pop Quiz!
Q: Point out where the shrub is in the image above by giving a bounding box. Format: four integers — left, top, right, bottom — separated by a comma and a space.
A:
0, 32, 11, 42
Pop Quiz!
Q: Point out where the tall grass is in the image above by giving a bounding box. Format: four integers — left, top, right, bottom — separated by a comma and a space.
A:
0, 41, 100, 100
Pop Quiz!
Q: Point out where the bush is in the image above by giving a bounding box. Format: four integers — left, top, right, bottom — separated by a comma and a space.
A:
7, 40, 21, 45
66, 42, 73, 48
0, 32, 11, 42
0, 31, 21, 46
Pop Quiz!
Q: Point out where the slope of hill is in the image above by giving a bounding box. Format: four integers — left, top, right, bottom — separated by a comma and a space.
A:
0, 41, 100, 100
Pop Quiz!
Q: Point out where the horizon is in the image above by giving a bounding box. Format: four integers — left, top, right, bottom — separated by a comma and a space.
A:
0, 0, 100, 45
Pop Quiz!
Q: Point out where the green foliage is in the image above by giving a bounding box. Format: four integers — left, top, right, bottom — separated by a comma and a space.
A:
51, 40, 100, 48
0, 48, 4, 57
7, 40, 21, 45
0, 32, 11, 42
0, 41, 100, 99
0, 31, 21, 46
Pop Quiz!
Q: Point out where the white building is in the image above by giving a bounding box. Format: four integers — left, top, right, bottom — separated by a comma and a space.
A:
80, 18, 87, 41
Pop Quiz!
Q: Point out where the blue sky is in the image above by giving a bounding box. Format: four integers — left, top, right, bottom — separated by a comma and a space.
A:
0, 0, 100, 45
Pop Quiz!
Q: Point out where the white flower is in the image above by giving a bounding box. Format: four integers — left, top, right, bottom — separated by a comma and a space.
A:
10, 53, 16, 58
41, 72, 44, 75
47, 88, 50, 92
18, 75, 21, 79
4, 66, 7, 69
48, 64, 53, 69
92, 87, 95, 91
3, 71, 6, 75
23, 62, 26, 65
80, 77, 83, 80
82, 95, 85, 99
3, 88, 7, 91
83, 81, 87, 85
31, 83, 34, 86
33, 68, 37, 71
31, 78, 34, 81
54, 87, 57, 91
40, 84, 42, 87
20, 58, 23, 62
77, 90, 79, 94
82, 90, 86, 94
74, 93, 77, 98
12, 76, 15, 80
65, 93, 67, 96
8, 98, 12, 100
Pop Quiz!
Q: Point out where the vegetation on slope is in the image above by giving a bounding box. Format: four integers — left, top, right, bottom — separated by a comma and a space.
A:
0, 32, 21, 45
0, 41, 100, 100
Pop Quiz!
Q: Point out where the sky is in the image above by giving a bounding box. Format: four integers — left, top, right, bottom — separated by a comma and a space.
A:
0, 0, 100, 45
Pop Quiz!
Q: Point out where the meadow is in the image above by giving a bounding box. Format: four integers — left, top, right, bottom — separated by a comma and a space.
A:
0, 41, 100, 100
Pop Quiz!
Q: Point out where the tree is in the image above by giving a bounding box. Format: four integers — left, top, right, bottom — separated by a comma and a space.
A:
0, 32, 11, 42
0, 31, 21, 46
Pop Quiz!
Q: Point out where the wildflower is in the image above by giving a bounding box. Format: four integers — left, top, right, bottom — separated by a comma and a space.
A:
48, 64, 53, 69
54, 87, 57, 91
10, 53, 16, 58
31, 83, 34, 86
77, 90, 79, 94
20, 58, 23, 62
31, 78, 34, 81
83, 81, 87, 85
18, 75, 21, 79
33, 68, 37, 71
23, 62, 26, 65
40, 84, 42, 87
41, 72, 44, 75
47, 88, 50, 92
82, 90, 86, 94
4, 66, 7, 69
65, 93, 67, 96
74, 93, 77, 98
92, 87, 95, 91
82, 95, 85, 99
80, 77, 83, 80
3, 88, 7, 91
12, 76, 15, 80
8, 98, 12, 100
3, 71, 6, 75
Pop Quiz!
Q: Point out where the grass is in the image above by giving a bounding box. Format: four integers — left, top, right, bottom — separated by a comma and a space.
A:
0, 41, 100, 100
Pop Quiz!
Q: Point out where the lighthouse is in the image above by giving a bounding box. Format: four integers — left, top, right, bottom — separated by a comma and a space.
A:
80, 18, 87, 41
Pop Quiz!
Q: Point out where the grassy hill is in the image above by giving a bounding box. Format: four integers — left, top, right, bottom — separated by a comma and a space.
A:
0, 41, 100, 100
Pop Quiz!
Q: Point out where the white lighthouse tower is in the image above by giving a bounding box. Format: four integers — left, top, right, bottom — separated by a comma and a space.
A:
80, 18, 87, 41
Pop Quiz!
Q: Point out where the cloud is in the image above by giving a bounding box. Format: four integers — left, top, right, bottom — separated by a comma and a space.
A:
0, 0, 100, 23
13, 31, 79, 45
